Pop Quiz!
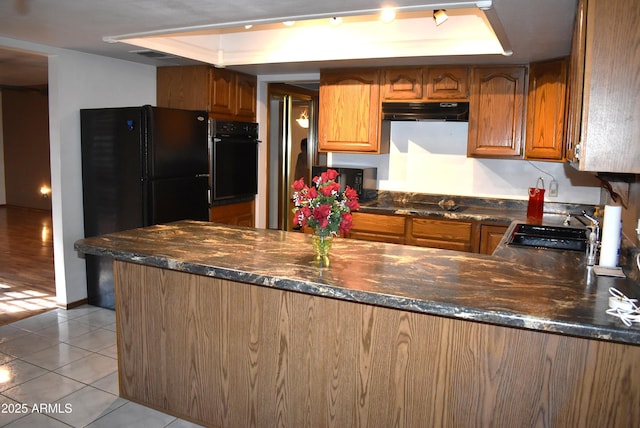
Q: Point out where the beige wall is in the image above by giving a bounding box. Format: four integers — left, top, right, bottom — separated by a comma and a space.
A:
1, 87, 51, 210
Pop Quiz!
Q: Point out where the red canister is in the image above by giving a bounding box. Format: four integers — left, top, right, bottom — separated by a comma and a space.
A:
526, 178, 545, 222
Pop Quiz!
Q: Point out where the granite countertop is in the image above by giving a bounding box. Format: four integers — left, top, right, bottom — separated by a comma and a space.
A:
358, 191, 596, 224
74, 220, 640, 346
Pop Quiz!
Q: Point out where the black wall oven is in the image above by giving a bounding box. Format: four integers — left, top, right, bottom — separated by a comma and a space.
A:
210, 120, 259, 203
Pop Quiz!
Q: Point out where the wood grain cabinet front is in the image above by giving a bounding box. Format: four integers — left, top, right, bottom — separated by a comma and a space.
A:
381, 66, 469, 102
565, 0, 640, 173
318, 69, 387, 153
478, 224, 509, 255
381, 68, 423, 100
467, 66, 527, 158
406, 217, 475, 252
157, 65, 257, 122
349, 212, 406, 244
425, 66, 470, 101
525, 58, 568, 161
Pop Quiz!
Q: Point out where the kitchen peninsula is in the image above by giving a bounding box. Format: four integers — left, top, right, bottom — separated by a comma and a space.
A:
74, 220, 640, 427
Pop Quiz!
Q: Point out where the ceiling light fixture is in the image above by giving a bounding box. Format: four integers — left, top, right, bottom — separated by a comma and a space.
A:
433, 9, 448, 26
329, 17, 342, 26
283, 21, 296, 27
380, 8, 396, 23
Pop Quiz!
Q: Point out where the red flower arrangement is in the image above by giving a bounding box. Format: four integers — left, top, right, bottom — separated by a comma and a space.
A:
292, 168, 360, 236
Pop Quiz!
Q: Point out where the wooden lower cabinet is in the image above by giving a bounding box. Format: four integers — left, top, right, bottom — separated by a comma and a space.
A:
115, 261, 640, 427
209, 200, 255, 227
478, 224, 509, 254
349, 212, 406, 244
407, 217, 474, 252
350, 211, 504, 254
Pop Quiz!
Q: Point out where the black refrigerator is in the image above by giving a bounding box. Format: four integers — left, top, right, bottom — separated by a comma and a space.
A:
80, 105, 210, 309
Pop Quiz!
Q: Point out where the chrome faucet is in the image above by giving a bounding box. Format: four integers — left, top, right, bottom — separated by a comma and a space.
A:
582, 210, 600, 240
582, 210, 600, 266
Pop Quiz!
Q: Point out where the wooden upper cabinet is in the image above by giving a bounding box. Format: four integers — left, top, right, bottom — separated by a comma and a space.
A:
235, 72, 257, 120
425, 67, 469, 100
319, 69, 387, 153
157, 66, 257, 122
209, 68, 235, 118
565, 0, 586, 165
467, 66, 527, 158
566, 0, 640, 173
381, 66, 469, 101
381, 68, 423, 100
157, 65, 210, 111
525, 58, 568, 161
209, 68, 257, 121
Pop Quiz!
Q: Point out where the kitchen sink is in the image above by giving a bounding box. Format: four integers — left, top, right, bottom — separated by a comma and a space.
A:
506, 223, 588, 252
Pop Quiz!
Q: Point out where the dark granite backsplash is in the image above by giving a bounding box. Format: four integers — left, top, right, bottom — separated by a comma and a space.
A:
374, 190, 598, 216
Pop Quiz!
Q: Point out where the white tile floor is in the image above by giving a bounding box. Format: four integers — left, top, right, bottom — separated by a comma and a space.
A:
0, 306, 203, 427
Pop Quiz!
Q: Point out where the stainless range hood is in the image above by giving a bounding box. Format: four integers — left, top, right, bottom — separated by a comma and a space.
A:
382, 102, 469, 121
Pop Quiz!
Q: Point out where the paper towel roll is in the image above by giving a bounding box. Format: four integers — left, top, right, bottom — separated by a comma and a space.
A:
599, 205, 622, 267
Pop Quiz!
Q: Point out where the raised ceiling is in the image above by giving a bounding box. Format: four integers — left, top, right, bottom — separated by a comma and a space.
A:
0, 0, 577, 87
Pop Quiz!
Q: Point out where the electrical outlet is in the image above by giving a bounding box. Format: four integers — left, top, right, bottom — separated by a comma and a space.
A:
548, 179, 558, 197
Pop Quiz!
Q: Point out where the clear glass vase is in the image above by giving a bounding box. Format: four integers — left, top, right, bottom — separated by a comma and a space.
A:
311, 231, 333, 267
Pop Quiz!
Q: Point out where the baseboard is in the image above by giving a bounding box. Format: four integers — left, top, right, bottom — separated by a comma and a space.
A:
58, 298, 89, 310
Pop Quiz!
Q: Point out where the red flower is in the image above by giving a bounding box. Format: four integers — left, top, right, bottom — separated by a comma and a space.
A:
344, 186, 358, 201
313, 204, 332, 228
326, 169, 339, 180
346, 199, 360, 211
293, 178, 306, 191
320, 181, 340, 197
339, 212, 353, 234
290, 168, 360, 238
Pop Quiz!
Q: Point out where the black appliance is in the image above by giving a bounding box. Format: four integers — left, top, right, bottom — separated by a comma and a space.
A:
311, 166, 377, 201
210, 120, 259, 204
80, 105, 210, 309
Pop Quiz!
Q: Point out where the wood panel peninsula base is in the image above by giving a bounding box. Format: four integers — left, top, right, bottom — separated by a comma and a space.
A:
114, 260, 640, 427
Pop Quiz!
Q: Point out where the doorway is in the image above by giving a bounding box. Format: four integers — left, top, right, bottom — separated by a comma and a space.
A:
267, 84, 321, 231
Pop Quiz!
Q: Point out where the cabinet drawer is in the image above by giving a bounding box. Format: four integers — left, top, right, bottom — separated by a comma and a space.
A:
410, 218, 472, 240
408, 218, 474, 252
351, 212, 405, 234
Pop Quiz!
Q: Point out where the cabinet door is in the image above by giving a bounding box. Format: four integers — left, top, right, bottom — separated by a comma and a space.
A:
349, 212, 406, 244
425, 66, 469, 100
565, 0, 586, 164
319, 70, 384, 153
156, 65, 210, 110
568, 0, 640, 173
525, 58, 568, 161
235, 72, 257, 121
381, 68, 423, 100
478, 224, 508, 255
209, 68, 236, 118
407, 217, 474, 252
467, 66, 526, 158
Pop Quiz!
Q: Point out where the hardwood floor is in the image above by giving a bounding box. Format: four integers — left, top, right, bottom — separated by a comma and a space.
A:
0, 205, 57, 326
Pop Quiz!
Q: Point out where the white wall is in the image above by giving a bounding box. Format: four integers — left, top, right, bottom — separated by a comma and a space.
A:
0, 36, 156, 306
330, 121, 602, 204
48, 51, 155, 306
